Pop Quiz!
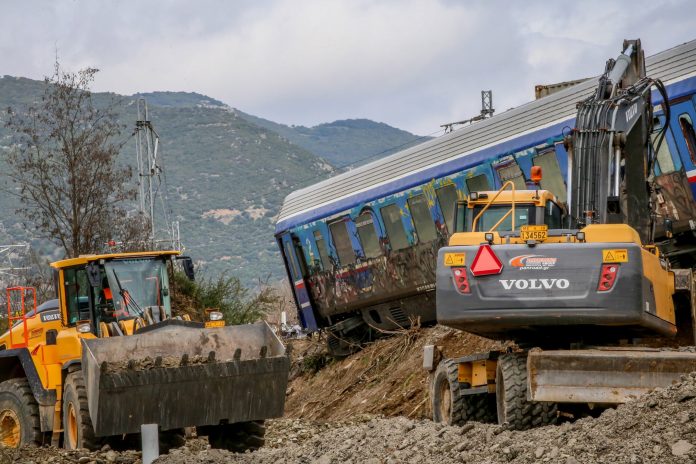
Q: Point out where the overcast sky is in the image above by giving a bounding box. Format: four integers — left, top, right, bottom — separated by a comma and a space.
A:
1, 0, 694, 135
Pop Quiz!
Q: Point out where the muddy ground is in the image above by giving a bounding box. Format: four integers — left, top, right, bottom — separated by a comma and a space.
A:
6, 327, 696, 463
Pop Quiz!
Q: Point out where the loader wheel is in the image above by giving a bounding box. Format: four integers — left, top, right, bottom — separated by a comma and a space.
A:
0, 378, 42, 447
431, 359, 496, 425
202, 420, 265, 453
495, 353, 557, 430
63, 370, 101, 450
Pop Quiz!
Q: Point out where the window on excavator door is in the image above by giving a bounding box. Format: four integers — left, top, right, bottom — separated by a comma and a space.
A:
64, 267, 92, 325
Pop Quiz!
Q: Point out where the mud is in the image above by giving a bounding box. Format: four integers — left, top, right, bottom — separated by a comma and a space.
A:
103, 354, 214, 373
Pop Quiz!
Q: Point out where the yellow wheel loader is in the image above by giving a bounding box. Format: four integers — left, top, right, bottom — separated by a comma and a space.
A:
0, 251, 289, 450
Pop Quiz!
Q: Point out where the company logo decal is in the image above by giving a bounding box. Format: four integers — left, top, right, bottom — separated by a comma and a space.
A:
499, 279, 570, 290
509, 254, 557, 270
40, 310, 61, 322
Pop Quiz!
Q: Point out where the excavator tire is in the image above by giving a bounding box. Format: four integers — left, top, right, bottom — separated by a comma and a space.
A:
202, 420, 266, 453
495, 353, 557, 430
431, 359, 496, 425
0, 378, 42, 447
63, 370, 101, 450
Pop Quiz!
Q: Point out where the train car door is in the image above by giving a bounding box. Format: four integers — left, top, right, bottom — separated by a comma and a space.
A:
279, 233, 318, 331
668, 98, 696, 199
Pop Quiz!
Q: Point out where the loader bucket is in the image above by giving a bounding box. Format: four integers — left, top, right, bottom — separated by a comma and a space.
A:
81, 320, 289, 437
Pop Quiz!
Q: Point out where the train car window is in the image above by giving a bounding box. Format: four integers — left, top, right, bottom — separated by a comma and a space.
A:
544, 201, 562, 229
380, 204, 409, 251
407, 194, 437, 243
533, 150, 567, 203
678, 113, 696, 164
652, 123, 677, 174
313, 230, 332, 270
436, 185, 458, 233
465, 174, 490, 193
355, 213, 382, 259
496, 163, 526, 190
329, 220, 356, 266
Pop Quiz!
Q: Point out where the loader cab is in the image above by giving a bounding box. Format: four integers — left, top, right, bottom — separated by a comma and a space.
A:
53, 251, 179, 337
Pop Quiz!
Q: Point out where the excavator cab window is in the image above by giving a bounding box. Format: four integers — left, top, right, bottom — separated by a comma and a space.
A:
544, 201, 563, 229
468, 204, 535, 232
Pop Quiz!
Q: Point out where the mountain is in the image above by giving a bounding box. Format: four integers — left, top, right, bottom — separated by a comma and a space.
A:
0, 76, 425, 285
237, 112, 428, 168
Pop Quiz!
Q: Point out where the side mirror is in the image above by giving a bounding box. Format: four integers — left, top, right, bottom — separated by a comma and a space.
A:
177, 256, 195, 281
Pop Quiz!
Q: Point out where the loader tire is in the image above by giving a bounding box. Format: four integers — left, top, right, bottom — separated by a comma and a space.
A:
0, 378, 42, 447
63, 370, 101, 450
495, 353, 557, 430
431, 359, 496, 425
203, 420, 265, 453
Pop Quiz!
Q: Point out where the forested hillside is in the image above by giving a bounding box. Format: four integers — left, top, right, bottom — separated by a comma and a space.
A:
0, 76, 425, 284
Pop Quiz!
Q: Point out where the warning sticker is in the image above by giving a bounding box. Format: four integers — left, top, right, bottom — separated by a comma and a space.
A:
602, 249, 628, 263
444, 253, 466, 267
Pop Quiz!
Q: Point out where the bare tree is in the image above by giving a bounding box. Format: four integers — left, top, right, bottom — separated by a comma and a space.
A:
4, 63, 147, 257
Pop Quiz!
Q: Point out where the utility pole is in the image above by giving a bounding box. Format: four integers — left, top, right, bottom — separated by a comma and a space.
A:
441, 90, 496, 133
133, 98, 182, 251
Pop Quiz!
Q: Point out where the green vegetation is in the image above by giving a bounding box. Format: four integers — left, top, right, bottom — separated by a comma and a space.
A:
171, 271, 279, 325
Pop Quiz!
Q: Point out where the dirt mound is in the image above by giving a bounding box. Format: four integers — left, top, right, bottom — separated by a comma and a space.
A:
153, 373, 696, 463
284, 325, 505, 420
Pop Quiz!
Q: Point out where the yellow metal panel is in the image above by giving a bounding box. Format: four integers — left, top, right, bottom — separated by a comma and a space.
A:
51, 250, 180, 269
443, 253, 466, 267
457, 362, 472, 385
467, 189, 557, 207
582, 224, 642, 244
641, 248, 675, 325
472, 360, 488, 387
602, 249, 629, 263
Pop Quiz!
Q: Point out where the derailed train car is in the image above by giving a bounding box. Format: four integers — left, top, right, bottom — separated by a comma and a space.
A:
275, 40, 696, 355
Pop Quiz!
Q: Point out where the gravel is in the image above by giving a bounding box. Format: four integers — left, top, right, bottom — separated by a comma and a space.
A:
10, 372, 696, 464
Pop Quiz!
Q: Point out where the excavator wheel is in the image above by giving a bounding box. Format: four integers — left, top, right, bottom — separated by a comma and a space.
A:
0, 378, 42, 447
495, 353, 557, 430
200, 420, 265, 453
63, 370, 101, 450
431, 359, 496, 425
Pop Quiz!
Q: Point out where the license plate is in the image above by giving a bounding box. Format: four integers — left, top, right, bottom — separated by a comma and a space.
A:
520, 225, 548, 241
204, 320, 225, 328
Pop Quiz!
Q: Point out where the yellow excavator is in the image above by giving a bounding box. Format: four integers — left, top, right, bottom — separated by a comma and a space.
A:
429, 40, 696, 429
0, 250, 288, 450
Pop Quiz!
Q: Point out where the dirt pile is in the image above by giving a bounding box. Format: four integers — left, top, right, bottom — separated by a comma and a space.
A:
153, 372, 696, 463
284, 325, 505, 420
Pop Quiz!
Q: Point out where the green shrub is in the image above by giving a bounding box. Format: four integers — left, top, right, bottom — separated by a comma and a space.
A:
170, 271, 279, 325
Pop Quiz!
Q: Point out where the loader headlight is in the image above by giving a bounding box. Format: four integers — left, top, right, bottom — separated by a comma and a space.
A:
208, 311, 223, 321
576, 231, 586, 242
76, 321, 92, 334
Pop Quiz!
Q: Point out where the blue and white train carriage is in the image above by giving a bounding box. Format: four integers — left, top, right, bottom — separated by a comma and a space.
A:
275, 39, 696, 354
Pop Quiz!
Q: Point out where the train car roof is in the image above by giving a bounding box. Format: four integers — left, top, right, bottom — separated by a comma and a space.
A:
276, 39, 696, 234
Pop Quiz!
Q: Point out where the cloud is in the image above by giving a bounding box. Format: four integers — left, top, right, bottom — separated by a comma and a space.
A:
0, 0, 693, 135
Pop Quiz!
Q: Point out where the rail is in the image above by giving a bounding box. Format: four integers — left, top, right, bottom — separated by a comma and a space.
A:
471, 180, 517, 233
